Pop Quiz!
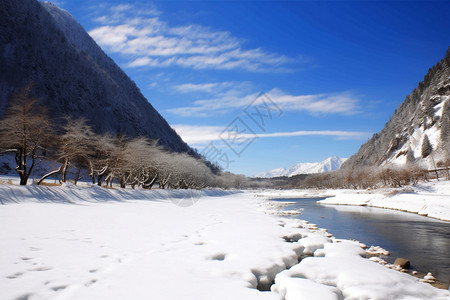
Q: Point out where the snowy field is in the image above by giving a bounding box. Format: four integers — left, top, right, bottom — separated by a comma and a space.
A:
1, 183, 449, 299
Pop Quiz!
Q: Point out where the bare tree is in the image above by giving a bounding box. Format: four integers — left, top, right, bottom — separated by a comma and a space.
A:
0, 84, 54, 185
166, 153, 213, 189
120, 137, 158, 189
38, 117, 95, 184
90, 134, 121, 186
156, 152, 176, 189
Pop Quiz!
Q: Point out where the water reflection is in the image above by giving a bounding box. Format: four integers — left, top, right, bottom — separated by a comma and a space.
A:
276, 198, 450, 284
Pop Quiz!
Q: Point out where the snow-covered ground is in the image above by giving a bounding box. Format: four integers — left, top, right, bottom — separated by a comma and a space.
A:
1, 183, 449, 299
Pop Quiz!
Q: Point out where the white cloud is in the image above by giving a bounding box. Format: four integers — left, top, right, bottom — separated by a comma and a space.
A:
168, 86, 360, 117
173, 124, 369, 145
268, 89, 360, 115
174, 83, 221, 93
110, 4, 133, 12
173, 82, 240, 94
173, 125, 225, 144
88, 4, 295, 72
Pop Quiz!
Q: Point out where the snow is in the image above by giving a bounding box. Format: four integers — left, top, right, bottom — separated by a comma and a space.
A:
0, 185, 297, 299
1, 182, 449, 299
387, 96, 448, 168
255, 156, 347, 178
317, 180, 450, 221
273, 240, 449, 300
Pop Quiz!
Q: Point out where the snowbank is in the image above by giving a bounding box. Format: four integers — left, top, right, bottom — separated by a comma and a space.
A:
256, 180, 450, 222
272, 240, 449, 300
0, 182, 236, 205
317, 180, 450, 221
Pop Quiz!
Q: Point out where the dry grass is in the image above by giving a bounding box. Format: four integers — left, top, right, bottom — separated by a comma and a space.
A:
0, 179, 13, 185
37, 181, 62, 187
99, 185, 116, 190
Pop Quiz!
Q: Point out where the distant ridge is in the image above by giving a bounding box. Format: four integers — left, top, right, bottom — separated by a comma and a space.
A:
0, 0, 191, 153
255, 156, 347, 178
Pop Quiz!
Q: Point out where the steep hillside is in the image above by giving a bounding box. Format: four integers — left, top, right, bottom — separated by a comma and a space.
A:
0, 0, 191, 153
255, 156, 347, 178
342, 50, 450, 169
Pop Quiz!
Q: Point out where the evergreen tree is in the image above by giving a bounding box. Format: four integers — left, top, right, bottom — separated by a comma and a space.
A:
440, 100, 450, 147
421, 134, 433, 158
406, 147, 415, 163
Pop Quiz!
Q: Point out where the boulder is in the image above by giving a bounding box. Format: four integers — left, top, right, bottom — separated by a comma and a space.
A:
394, 258, 410, 269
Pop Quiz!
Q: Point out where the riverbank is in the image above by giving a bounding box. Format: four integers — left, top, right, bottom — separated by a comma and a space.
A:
319, 180, 450, 222
264, 195, 450, 288
0, 183, 449, 299
260, 180, 450, 222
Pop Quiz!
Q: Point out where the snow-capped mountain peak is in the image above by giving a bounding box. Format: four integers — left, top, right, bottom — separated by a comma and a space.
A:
255, 156, 347, 178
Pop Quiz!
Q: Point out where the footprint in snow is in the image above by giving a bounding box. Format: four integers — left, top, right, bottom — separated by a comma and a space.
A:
15, 293, 33, 300
6, 272, 24, 279
51, 285, 68, 292
208, 253, 226, 261
31, 267, 52, 272
85, 279, 98, 286
21, 257, 32, 261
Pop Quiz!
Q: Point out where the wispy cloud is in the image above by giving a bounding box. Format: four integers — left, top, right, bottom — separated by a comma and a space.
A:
168, 85, 361, 117
269, 89, 360, 115
173, 125, 225, 145
174, 82, 233, 94
88, 3, 296, 72
173, 124, 370, 145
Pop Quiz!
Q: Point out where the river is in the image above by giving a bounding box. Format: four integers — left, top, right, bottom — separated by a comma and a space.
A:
275, 197, 450, 286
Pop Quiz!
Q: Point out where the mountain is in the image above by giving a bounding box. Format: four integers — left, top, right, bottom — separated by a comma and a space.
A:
342, 49, 450, 170
0, 0, 191, 153
255, 156, 347, 178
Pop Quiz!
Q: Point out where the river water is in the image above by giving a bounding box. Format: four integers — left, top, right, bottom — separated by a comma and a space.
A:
275, 197, 450, 285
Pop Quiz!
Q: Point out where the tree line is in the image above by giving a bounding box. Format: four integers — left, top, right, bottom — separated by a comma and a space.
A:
0, 85, 244, 189
289, 163, 450, 190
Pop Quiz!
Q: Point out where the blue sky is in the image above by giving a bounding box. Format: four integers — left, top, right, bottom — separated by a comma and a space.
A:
54, 0, 450, 176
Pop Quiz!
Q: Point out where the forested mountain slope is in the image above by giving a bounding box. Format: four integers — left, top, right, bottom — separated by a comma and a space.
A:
342, 50, 450, 169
